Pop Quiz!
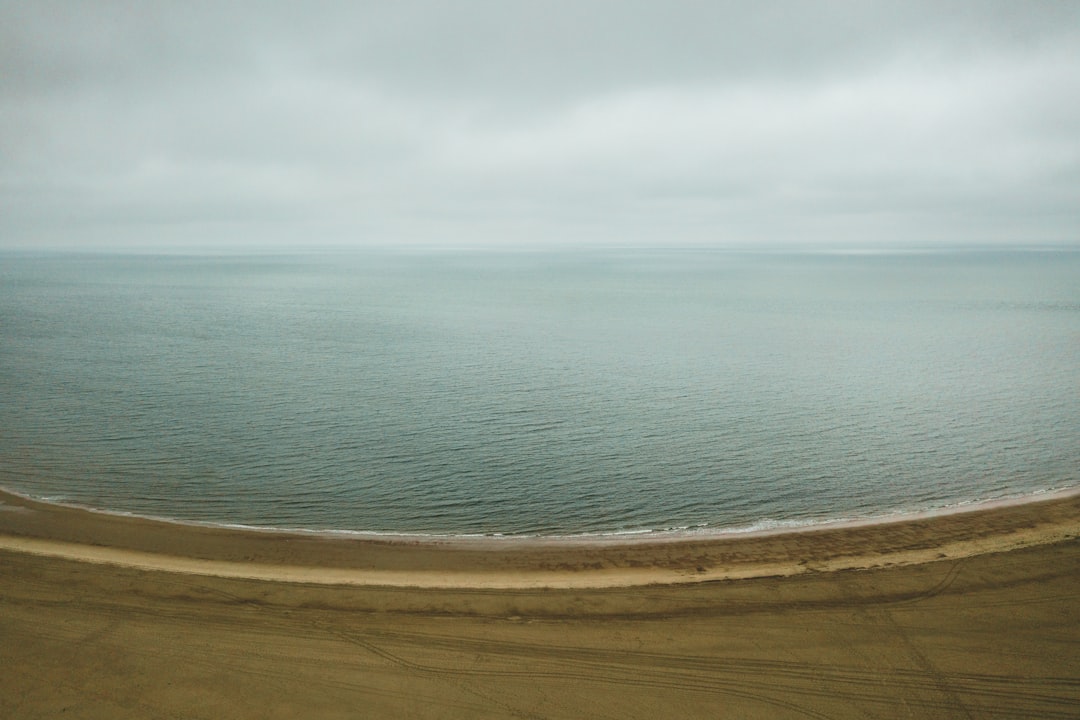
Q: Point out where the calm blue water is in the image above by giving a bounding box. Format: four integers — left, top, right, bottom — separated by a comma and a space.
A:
1, 248, 1077, 536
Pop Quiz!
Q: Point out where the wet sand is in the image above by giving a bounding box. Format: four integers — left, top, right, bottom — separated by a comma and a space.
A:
1, 489, 1078, 718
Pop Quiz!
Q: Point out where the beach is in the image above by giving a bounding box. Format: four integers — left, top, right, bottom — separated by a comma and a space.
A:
1, 489, 1078, 718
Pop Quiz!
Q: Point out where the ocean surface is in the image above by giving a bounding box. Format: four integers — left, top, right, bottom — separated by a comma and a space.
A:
1, 248, 1077, 537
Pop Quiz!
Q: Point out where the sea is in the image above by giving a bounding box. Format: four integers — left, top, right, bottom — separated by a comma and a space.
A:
1, 247, 1077, 538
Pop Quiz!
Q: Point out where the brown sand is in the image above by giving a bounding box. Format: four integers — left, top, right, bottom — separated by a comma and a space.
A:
1, 488, 1078, 718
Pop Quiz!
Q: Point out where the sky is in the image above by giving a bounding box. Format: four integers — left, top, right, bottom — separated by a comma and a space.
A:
2, 1, 1078, 251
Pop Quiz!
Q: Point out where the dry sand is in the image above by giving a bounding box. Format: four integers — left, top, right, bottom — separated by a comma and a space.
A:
1, 488, 1078, 718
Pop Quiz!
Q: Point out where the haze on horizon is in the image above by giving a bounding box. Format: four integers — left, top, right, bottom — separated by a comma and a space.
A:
2, 1, 1078, 252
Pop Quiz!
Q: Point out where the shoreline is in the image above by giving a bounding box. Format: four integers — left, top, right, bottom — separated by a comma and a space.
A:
2, 485, 1077, 588
3, 485, 1079, 717
2, 483, 1076, 544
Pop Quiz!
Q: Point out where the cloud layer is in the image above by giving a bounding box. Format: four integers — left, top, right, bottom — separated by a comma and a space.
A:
3, 1, 1078, 249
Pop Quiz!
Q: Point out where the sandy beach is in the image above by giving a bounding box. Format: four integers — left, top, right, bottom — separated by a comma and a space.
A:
1, 488, 1078, 718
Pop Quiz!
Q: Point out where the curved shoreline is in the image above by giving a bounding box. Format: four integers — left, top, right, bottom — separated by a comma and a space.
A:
2, 483, 1076, 544
2, 486, 1078, 588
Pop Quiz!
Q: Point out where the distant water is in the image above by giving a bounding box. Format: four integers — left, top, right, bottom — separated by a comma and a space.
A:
1, 248, 1077, 537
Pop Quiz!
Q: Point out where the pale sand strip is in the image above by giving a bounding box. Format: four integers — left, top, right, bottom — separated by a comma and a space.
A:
1, 487, 1077, 587
0, 535, 764, 588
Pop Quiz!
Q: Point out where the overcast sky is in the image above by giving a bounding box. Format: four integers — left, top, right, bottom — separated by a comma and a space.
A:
2, 1, 1078, 250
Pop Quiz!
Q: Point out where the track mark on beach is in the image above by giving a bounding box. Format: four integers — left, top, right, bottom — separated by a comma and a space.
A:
353, 625, 1080, 715
895, 559, 964, 606
876, 604, 977, 720
301, 618, 844, 720
116, 572, 1080, 720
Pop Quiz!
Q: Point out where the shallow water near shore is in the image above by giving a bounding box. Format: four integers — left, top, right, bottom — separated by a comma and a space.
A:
1, 247, 1078, 536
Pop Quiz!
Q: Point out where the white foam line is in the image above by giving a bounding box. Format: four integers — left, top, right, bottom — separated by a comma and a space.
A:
2, 484, 1077, 547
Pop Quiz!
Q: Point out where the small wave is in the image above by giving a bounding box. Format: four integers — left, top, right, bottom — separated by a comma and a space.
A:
3, 484, 1076, 545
